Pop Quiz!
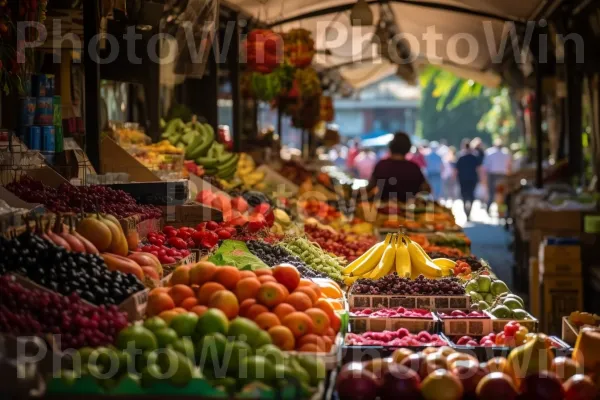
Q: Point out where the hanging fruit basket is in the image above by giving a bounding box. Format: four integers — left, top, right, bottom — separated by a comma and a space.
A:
244, 29, 284, 74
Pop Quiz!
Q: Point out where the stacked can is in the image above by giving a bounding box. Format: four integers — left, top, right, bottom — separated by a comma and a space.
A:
31, 74, 57, 153
18, 97, 40, 150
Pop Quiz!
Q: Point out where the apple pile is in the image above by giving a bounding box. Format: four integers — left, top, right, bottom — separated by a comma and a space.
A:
351, 307, 432, 319
196, 190, 274, 229
345, 329, 447, 347
437, 310, 488, 319
337, 344, 597, 400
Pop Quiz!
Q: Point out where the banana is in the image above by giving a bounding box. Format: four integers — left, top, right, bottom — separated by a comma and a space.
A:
368, 235, 397, 279
432, 258, 457, 275
343, 242, 379, 274
395, 235, 411, 278
348, 234, 392, 277
406, 238, 443, 278
344, 276, 360, 286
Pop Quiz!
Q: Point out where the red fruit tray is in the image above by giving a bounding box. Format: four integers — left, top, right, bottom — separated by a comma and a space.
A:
435, 309, 492, 337
349, 307, 438, 334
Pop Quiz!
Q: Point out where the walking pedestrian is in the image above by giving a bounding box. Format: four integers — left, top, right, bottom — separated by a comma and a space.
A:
424, 141, 444, 199
442, 146, 457, 204
454, 139, 482, 220
483, 138, 511, 215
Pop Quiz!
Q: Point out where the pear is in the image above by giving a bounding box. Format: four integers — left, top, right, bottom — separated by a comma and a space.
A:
505, 334, 554, 383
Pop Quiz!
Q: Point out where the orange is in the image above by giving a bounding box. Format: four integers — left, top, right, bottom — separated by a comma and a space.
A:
326, 298, 344, 310
279, 284, 290, 299
254, 312, 281, 331
282, 312, 314, 338
285, 292, 312, 312
298, 343, 322, 353
325, 327, 336, 338
239, 270, 257, 279
297, 334, 327, 351
268, 326, 295, 351
180, 297, 199, 310
305, 308, 330, 335
213, 266, 241, 290
234, 278, 261, 302
246, 304, 269, 320
314, 298, 336, 321
172, 307, 187, 314
239, 298, 257, 318
272, 264, 301, 292
208, 290, 239, 319
189, 262, 218, 286
294, 286, 318, 305
298, 279, 322, 298
158, 310, 179, 324
189, 305, 208, 317
322, 335, 334, 352
329, 312, 341, 333
312, 278, 343, 298
255, 268, 273, 276
170, 284, 196, 306
150, 287, 170, 296
146, 292, 175, 317
273, 303, 296, 321
258, 275, 277, 284
257, 282, 286, 308
170, 265, 192, 286
197, 282, 226, 305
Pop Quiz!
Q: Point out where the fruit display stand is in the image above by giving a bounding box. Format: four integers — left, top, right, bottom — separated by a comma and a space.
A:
255, 164, 300, 196
100, 136, 163, 183
9, 273, 149, 322
348, 293, 470, 311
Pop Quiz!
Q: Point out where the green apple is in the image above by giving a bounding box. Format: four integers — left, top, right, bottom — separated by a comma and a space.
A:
157, 348, 195, 387
294, 355, 326, 386
490, 280, 510, 296
239, 356, 276, 385
194, 309, 229, 339
251, 330, 272, 349
116, 325, 157, 352
141, 363, 163, 388
154, 328, 179, 348
224, 341, 252, 373
169, 312, 199, 338
169, 337, 195, 361
256, 344, 285, 366
143, 316, 168, 333
228, 317, 260, 343
476, 276, 492, 293
195, 332, 228, 371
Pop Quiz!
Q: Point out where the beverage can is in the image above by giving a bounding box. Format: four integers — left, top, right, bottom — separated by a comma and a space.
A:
53, 96, 62, 126
31, 74, 48, 97
35, 97, 54, 126
27, 126, 42, 150
42, 126, 56, 152
55, 125, 64, 152
19, 97, 36, 126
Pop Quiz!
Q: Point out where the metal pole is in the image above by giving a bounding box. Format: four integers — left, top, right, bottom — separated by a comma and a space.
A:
565, 36, 584, 182
535, 61, 544, 189
229, 13, 242, 152
83, 1, 101, 172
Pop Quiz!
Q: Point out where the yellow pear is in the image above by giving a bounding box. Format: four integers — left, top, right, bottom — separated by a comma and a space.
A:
505, 333, 554, 384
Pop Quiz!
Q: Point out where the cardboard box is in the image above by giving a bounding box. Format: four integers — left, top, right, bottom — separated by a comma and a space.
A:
540, 275, 583, 334
100, 136, 161, 182
561, 316, 579, 345
528, 210, 582, 231
484, 310, 539, 333
539, 239, 582, 275
348, 294, 470, 311
350, 315, 437, 334
436, 309, 492, 337
529, 258, 540, 318
160, 203, 223, 227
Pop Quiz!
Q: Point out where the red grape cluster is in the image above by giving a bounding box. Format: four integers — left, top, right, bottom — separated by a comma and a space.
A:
6, 177, 162, 220
352, 274, 465, 296
304, 224, 378, 262
0, 277, 128, 349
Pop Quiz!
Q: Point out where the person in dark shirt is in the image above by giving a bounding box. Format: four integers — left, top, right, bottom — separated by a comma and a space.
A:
367, 132, 430, 201
454, 139, 482, 220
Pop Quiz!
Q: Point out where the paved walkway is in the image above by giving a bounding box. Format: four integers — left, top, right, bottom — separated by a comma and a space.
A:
447, 200, 515, 289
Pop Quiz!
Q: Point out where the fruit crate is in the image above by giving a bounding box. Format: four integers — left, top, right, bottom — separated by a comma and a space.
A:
348, 294, 470, 311
349, 315, 438, 334
341, 333, 453, 363
435, 309, 492, 337
160, 252, 198, 285
445, 335, 572, 361
484, 310, 539, 333
9, 274, 148, 322
561, 316, 579, 345
285, 333, 344, 371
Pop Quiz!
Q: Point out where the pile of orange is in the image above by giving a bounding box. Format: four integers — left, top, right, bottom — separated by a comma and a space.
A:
146, 262, 343, 353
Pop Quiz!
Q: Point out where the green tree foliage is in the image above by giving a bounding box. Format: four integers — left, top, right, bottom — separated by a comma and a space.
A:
417, 67, 517, 147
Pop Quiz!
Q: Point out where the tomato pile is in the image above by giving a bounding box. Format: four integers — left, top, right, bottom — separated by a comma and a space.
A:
304, 223, 377, 262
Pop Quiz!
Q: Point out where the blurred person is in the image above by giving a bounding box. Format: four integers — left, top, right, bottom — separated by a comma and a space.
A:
346, 139, 360, 171
442, 146, 458, 203
483, 138, 511, 214
454, 139, 482, 220
354, 148, 377, 180
367, 132, 430, 201
437, 139, 449, 158
470, 137, 486, 164
406, 144, 427, 171
424, 142, 444, 199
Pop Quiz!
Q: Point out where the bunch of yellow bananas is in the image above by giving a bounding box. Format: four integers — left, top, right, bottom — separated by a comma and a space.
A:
342, 233, 457, 286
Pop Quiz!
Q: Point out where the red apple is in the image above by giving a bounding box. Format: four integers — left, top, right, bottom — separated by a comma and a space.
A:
336, 362, 380, 400
450, 359, 487, 396
400, 353, 429, 380
520, 371, 565, 400
563, 374, 598, 400
476, 372, 518, 400
379, 364, 421, 400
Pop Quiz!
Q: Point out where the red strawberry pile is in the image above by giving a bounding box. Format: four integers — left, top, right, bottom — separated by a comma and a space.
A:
345, 329, 447, 347
351, 307, 433, 319
304, 223, 378, 262
437, 310, 488, 319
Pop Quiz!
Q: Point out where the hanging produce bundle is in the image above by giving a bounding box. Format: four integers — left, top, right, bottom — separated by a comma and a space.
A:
283, 28, 316, 68
320, 96, 335, 122
295, 67, 322, 98
244, 29, 284, 74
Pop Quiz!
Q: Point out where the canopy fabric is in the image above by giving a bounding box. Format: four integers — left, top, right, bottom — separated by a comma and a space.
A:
226, 0, 546, 87
361, 128, 390, 139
